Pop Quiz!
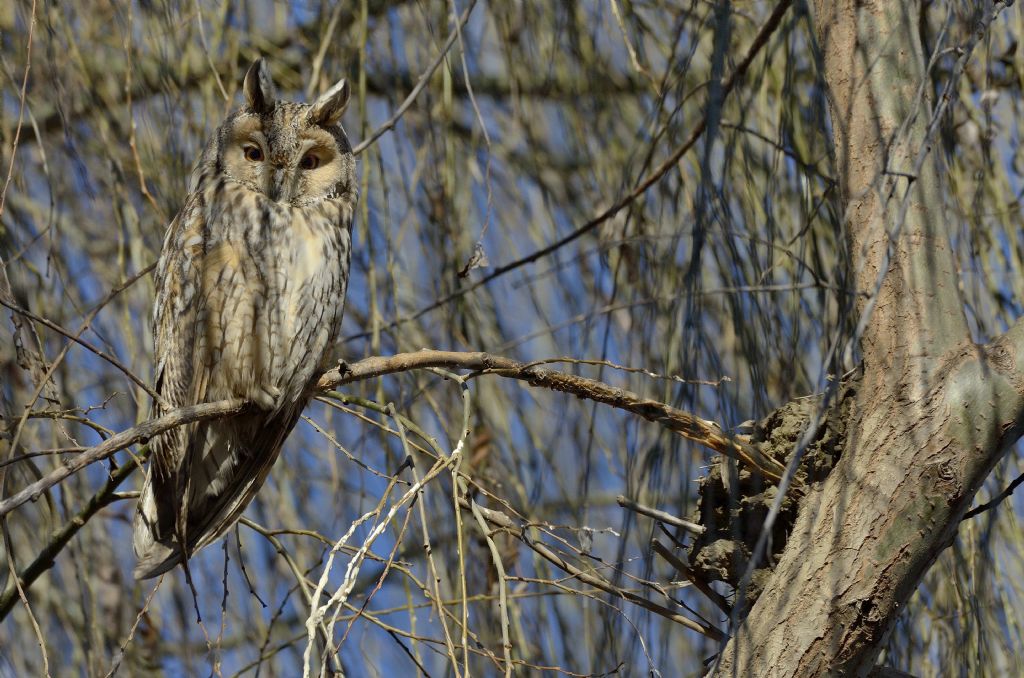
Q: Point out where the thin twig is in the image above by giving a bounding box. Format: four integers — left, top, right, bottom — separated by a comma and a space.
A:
963, 471, 1024, 520
352, 0, 478, 156
617, 495, 706, 535
345, 0, 795, 339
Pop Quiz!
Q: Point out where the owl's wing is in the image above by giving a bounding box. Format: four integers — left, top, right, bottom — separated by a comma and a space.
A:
151, 195, 207, 455
135, 408, 303, 579
133, 196, 217, 576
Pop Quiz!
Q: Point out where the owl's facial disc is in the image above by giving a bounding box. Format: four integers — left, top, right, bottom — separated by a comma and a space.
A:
220, 110, 348, 205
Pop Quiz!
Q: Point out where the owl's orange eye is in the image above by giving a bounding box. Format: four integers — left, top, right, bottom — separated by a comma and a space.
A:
299, 152, 320, 170
243, 146, 264, 162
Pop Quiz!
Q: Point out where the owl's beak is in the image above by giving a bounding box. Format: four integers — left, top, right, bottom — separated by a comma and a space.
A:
267, 167, 294, 203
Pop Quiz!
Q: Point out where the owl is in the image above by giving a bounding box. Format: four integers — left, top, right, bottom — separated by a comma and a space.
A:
132, 59, 357, 579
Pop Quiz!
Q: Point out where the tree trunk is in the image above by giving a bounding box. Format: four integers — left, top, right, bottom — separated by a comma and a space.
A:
715, 2, 1024, 675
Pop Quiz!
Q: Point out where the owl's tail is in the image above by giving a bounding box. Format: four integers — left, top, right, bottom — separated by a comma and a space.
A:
133, 471, 183, 579
132, 412, 301, 580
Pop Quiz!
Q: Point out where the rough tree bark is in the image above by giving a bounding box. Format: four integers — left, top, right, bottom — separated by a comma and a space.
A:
715, 2, 1024, 676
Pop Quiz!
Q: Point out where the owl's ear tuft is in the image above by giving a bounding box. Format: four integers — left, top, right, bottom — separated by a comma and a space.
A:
307, 78, 350, 127
243, 58, 276, 114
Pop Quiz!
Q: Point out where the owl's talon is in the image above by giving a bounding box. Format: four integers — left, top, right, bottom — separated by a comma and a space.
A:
336, 359, 352, 376
252, 385, 283, 410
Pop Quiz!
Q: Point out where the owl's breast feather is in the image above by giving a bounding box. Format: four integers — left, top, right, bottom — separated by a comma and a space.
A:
266, 203, 350, 404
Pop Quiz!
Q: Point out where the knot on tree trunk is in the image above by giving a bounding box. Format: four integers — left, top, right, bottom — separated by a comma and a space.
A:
688, 380, 857, 609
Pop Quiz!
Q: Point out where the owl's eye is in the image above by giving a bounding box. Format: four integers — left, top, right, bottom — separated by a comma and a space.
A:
243, 146, 264, 162
299, 152, 321, 170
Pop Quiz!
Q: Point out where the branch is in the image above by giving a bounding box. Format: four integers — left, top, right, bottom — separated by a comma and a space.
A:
455, 495, 727, 641
346, 0, 795, 340
0, 451, 142, 619
0, 399, 249, 519
962, 470, 1024, 520
0, 348, 782, 623
0, 349, 783, 523
616, 494, 706, 535
320, 350, 785, 481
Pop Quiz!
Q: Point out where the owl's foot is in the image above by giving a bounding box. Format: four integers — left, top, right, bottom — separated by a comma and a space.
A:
335, 358, 352, 377
251, 385, 283, 411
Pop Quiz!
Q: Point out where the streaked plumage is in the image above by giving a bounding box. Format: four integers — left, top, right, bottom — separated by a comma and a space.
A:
133, 59, 356, 579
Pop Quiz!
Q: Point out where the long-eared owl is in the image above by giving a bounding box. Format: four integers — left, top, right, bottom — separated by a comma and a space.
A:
133, 59, 357, 579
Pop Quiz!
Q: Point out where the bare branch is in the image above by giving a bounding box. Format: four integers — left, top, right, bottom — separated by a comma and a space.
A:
349, 0, 796, 340
617, 495, 706, 536
456, 495, 727, 642
321, 350, 786, 481
0, 399, 248, 519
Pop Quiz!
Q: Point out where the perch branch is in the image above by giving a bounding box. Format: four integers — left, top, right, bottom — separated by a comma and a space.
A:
0, 400, 249, 519
2, 349, 781, 522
